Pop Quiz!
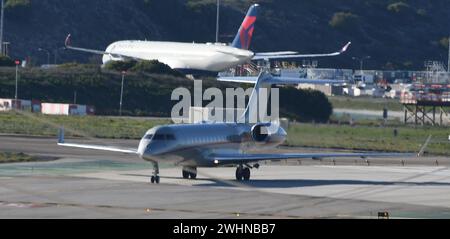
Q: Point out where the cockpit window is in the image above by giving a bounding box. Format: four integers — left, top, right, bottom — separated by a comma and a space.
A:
153, 134, 165, 140
152, 134, 176, 140
144, 134, 153, 140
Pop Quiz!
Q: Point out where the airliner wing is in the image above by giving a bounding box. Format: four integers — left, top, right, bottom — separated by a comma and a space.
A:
218, 76, 344, 85
208, 152, 413, 165
57, 128, 138, 154
254, 51, 298, 56
64, 34, 137, 60
252, 42, 351, 60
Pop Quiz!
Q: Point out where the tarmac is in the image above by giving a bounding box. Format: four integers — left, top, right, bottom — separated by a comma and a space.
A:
1, 135, 450, 219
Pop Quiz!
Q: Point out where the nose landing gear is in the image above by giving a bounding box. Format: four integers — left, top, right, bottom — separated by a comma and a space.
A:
150, 162, 160, 184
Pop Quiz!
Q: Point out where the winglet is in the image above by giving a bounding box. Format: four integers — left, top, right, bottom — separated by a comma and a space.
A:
64, 34, 72, 48
58, 127, 65, 144
340, 42, 351, 53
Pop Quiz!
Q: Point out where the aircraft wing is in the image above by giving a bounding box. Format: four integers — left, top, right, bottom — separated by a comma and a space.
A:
218, 76, 344, 85
252, 42, 351, 60
64, 34, 138, 60
57, 128, 138, 154
208, 152, 413, 166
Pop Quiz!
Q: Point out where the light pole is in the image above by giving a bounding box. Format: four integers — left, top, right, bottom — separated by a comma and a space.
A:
448, 35, 450, 72
14, 60, 20, 101
0, 0, 4, 55
215, 0, 220, 43
53, 47, 65, 64
119, 71, 126, 116
38, 48, 50, 65
352, 56, 371, 75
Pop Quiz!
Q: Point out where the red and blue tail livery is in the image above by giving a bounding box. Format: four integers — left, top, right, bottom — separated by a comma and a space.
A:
232, 4, 259, 50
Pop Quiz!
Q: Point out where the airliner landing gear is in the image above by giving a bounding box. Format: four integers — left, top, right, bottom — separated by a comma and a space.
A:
150, 162, 160, 184
235, 165, 251, 181
182, 166, 197, 179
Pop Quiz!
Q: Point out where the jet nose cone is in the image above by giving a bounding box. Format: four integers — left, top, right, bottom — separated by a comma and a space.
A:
138, 140, 149, 157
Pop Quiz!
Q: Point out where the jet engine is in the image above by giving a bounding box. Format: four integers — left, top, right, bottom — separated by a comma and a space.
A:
251, 123, 271, 142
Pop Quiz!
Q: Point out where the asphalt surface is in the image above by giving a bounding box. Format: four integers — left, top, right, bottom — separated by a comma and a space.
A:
1, 135, 450, 218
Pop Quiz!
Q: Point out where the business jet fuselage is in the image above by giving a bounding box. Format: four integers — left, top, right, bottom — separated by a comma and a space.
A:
137, 122, 286, 167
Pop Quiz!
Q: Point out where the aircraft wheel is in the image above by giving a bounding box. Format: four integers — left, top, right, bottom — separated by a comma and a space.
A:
235, 167, 244, 181
189, 172, 197, 179
182, 170, 189, 179
151, 176, 155, 184
243, 168, 251, 181
155, 176, 160, 184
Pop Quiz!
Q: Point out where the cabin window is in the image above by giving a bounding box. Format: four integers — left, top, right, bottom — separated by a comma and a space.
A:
166, 134, 176, 140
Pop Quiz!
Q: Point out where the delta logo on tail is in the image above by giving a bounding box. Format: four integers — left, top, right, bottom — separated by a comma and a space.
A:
232, 4, 259, 50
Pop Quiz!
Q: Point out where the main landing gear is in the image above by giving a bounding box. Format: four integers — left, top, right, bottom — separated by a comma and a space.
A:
235, 164, 251, 181
182, 166, 197, 179
150, 162, 160, 184
235, 164, 259, 181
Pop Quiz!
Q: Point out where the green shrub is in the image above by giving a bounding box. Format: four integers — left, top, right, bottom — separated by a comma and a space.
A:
0, 55, 15, 67
5, 0, 31, 9
329, 12, 358, 29
416, 8, 427, 16
103, 60, 138, 72
280, 87, 332, 122
387, 2, 410, 13
130, 60, 184, 77
104, 60, 183, 77
439, 37, 449, 49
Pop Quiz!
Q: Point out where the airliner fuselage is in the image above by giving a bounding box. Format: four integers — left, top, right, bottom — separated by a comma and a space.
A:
102, 41, 254, 73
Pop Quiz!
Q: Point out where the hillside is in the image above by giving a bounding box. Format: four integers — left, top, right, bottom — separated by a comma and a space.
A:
2, 0, 450, 70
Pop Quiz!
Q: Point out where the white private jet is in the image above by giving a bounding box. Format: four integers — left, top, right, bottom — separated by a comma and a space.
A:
57, 71, 409, 184
64, 4, 351, 76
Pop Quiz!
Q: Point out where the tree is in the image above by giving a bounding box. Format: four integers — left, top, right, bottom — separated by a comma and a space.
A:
329, 12, 359, 31
0, 55, 15, 66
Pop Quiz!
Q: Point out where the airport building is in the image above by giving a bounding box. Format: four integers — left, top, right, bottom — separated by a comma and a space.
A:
41, 103, 95, 116
0, 99, 94, 116
297, 83, 344, 96
0, 98, 41, 112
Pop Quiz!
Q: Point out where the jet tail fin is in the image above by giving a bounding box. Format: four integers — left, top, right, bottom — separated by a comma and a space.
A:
231, 4, 259, 50
240, 70, 269, 123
